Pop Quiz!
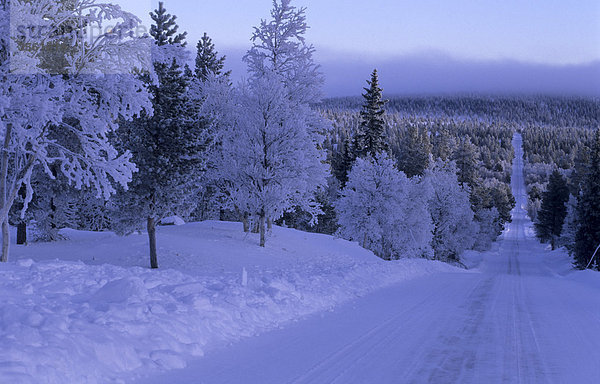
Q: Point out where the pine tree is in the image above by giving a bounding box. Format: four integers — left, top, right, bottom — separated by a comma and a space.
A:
535, 169, 569, 250
431, 126, 455, 161
150, 2, 187, 47
332, 137, 355, 188
452, 137, 480, 188
353, 69, 388, 158
396, 124, 432, 178
574, 129, 600, 269
559, 194, 578, 252
113, 2, 205, 269
195, 32, 230, 81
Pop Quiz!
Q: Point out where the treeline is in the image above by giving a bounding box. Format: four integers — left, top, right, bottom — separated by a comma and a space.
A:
320, 95, 600, 128
322, 105, 516, 225
284, 73, 519, 263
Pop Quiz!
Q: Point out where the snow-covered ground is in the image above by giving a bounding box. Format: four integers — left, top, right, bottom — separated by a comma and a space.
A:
133, 133, 600, 384
0, 221, 458, 383
2, 133, 599, 384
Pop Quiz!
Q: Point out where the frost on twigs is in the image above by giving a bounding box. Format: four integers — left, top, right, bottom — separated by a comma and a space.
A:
0, 0, 152, 260
8, 0, 152, 76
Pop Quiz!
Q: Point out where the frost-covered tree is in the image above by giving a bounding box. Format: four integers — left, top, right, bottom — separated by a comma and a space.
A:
112, 2, 206, 268
535, 169, 569, 250
195, 32, 230, 81
244, 0, 323, 104
472, 207, 501, 251
207, 0, 329, 247
425, 161, 476, 262
353, 69, 388, 158
209, 71, 327, 247
336, 154, 433, 260
0, 0, 152, 262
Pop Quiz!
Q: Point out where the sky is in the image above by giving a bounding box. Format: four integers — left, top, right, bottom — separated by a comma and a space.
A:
115, 0, 600, 97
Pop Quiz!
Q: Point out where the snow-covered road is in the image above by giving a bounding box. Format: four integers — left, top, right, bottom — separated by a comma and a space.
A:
139, 134, 600, 383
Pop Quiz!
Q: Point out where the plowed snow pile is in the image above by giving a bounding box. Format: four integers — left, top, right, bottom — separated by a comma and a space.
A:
0, 221, 458, 383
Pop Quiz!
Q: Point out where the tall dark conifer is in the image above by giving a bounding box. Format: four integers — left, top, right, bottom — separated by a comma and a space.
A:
150, 2, 187, 47
333, 137, 355, 188
195, 32, 230, 81
574, 129, 600, 269
353, 69, 388, 158
535, 169, 569, 250
114, 2, 203, 269
396, 124, 431, 178
452, 137, 480, 187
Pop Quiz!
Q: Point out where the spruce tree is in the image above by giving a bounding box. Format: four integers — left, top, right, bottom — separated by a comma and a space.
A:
452, 137, 480, 187
150, 2, 187, 47
574, 129, 600, 269
332, 137, 355, 188
353, 69, 388, 158
113, 2, 204, 269
195, 32, 230, 81
431, 126, 455, 161
535, 169, 570, 250
396, 124, 431, 178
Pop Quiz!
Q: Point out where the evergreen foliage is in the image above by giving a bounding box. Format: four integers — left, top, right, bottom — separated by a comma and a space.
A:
396, 123, 431, 178
574, 129, 600, 269
150, 2, 187, 47
353, 70, 388, 158
195, 32, 230, 81
535, 170, 570, 250
112, 2, 205, 268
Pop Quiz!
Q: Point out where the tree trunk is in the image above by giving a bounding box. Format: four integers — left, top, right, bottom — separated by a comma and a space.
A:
259, 212, 266, 247
551, 236, 556, 251
220, 208, 226, 221
0, 123, 11, 262
0, 219, 8, 262
242, 212, 250, 233
16, 222, 26, 245
267, 217, 273, 231
147, 216, 158, 269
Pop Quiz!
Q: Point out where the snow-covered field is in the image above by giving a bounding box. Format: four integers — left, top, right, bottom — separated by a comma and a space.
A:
0, 222, 458, 383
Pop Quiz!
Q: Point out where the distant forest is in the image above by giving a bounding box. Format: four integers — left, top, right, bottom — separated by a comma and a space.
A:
320, 95, 600, 268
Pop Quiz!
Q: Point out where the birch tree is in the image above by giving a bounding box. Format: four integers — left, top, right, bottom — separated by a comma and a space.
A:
0, 0, 152, 261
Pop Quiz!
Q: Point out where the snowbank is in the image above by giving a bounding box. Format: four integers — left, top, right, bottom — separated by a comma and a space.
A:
1, 222, 458, 383
542, 246, 600, 290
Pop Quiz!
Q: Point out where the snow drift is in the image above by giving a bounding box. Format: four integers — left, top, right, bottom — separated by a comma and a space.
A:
0, 221, 458, 383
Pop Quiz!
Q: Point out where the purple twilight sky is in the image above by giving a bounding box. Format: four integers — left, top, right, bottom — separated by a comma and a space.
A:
115, 0, 600, 97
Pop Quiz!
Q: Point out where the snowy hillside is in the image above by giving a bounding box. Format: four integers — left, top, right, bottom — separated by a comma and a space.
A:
0, 222, 459, 383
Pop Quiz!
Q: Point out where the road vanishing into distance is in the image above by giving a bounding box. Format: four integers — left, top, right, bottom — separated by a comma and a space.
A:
140, 134, 600, 384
